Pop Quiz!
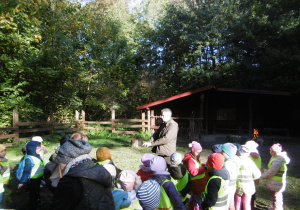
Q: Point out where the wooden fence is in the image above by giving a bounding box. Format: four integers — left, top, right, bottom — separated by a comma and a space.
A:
0, 109, 150, 146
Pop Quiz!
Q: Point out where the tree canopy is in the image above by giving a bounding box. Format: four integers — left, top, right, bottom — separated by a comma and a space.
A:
1, 0, 299, 125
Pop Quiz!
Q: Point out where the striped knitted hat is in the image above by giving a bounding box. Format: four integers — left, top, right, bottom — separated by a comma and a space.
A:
136, 179, 161, 210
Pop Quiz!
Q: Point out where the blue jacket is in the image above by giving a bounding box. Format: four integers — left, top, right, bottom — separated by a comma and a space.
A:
20, 141, 42, 183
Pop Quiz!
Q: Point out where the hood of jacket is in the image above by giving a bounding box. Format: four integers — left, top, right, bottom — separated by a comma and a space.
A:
168, 164, 187, 180
275, 151, 290, 164
66, 158, 112, 189
26, 141, 41, 159
208, 167, 230, 180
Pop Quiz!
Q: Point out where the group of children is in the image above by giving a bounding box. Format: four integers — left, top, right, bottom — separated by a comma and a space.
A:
0, 133, 290, 210
92, 139, 289, 210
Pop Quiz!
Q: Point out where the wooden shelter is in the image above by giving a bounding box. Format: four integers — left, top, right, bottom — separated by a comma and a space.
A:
136, 85, 300, 137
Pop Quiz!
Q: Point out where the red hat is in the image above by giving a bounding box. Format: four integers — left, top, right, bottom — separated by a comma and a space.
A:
206, 153, 224, 170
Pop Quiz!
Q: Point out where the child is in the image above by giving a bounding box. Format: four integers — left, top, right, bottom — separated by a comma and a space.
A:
136, 179, 161, 210
112, 170, 142, 209
0, 144, 14, 185
137, 153, 155, 182
211, 144, 222, 153
235, 145, 261, 210
150, 156, 186, 210
221, 143, 239, 210
18, 141, 45, 210
261, 143, 290, 210
96, 147, 121, 177
201, 153, 230, 210
31, 136, 48, 160
169, 152, 192, 205
183, 141, 209, 210
245, 140, 262, 209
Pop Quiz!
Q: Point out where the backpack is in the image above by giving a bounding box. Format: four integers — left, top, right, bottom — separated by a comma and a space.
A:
16, 154, 34, 181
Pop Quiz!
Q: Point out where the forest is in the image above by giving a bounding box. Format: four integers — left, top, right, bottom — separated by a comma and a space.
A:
1, 0, 300, 125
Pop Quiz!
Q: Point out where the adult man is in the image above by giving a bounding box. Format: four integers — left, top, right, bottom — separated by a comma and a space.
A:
143, 108, 178, 165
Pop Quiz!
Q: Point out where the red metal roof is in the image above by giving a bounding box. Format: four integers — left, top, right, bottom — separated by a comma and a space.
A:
136, 85, 292, 110
136, 85, 215, 110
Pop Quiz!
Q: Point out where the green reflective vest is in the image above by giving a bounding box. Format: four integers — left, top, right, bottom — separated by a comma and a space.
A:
249, 155, 262, 170
29, 156, 45, 179
157, 179, 173, 210
97, 160, 111, 165
268, 158, 287, 182
171, 171, 189, 202
0, 173, 4, 193
203, 175, 229, 210
190, 158, 205, 180
0, 160, 10, 184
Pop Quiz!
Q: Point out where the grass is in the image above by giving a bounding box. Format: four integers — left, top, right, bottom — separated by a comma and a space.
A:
1, 133, 300, 209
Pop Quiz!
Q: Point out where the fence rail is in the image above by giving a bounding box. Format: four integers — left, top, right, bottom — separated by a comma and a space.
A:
0, 109, 150, 146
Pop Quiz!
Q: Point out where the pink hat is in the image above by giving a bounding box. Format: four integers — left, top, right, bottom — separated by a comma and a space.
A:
206, 153, 224, 170
190, 141, 202, 152
116, 170, 142, 192
270, 143, 282, 153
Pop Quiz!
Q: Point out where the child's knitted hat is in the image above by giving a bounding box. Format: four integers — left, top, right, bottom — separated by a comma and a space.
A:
116, 170, 142, 192
222, 143, 237, 158
0, 144, 5, 152
136, 179, 161, 210
32, 136, 43, 143
189, 141, 202, 152
270, 143, 282, 153
211, 144, 223, 153
206, 153, 224, 170
245, 140, 259, 153
96, 147, 112, 162
140, 153, 155, 172
150, 156, 167, 174
56, 139, 92, 164
170, 152, 182, 166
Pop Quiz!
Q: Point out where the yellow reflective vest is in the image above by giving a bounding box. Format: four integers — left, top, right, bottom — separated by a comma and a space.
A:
203, 175, 229, 210
190, 158, 205, 180
0, 173, 4, 194
268, 158, 287, 182
0, 160, 10, 184
29, 156, 45, 179
171, 171, 189, 202
157, 179, 173, 210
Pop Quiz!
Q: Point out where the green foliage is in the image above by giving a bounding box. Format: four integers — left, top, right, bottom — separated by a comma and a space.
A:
132, 130, 153, 141
1, 0, 300, 127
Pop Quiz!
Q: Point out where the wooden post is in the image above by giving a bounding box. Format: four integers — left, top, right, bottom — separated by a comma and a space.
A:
150, 110, 155, 133
49, 111, 54, 138
81, 110, 85, 132
147, 109, 151, 131
111, 109, 115, 134
142, 112, 145, 132
13, 109, 19, 142
75, 110, 79, 132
